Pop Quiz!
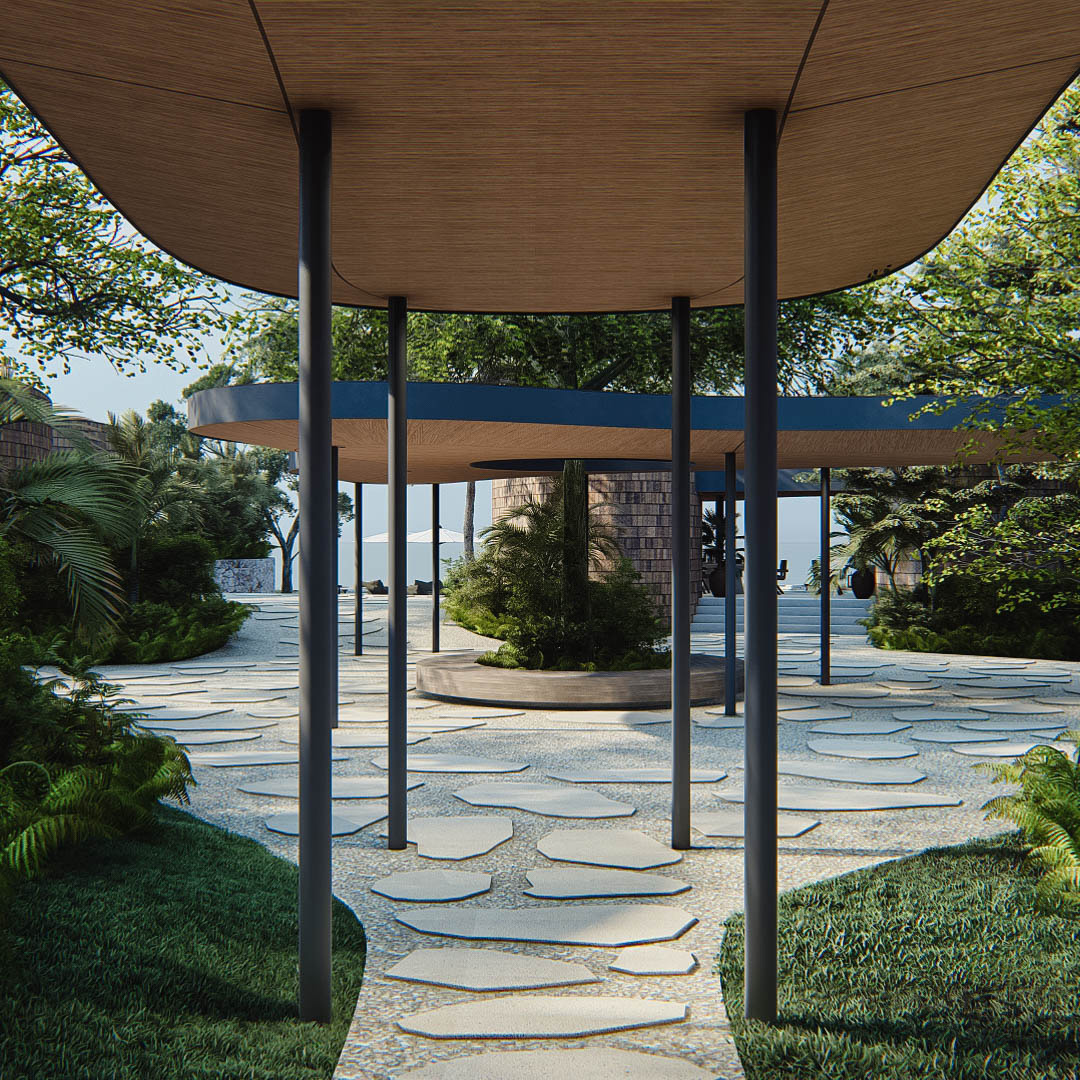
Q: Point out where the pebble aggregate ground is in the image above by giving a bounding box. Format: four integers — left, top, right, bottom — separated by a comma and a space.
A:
73, 593, 1080, 1080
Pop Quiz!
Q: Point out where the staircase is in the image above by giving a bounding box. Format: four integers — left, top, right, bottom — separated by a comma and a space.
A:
692, 591, 872, 636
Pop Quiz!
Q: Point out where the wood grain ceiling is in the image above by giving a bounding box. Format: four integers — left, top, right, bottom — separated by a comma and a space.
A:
3, 2, 1079, 312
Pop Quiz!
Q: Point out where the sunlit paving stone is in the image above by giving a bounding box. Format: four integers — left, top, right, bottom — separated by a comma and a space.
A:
372, 870, 492, 903
397, 996, 688, 1039
385, 948, 596, 990
379, 815, 513, 859
162, 731, 262, 746
807, 737, 918, 759
279, 730, 430, 748
718, 785, 962, 811
137, 687, 207, 698
952, 685, 1039, 698
537, 828, 682, 869
454, 782, 635, 818
784, 684, 891, 701
910, 729, 1008, 743
435, 707, 526, 719
778, 706, 853, 722
245, 705, 300, 719
692, 715, 743, 729
973, 700, 1064, 715
545, 767, 726, 783
129, 706, 232, 722
371, 753, 528, 773
951, 740, 1059, 757
957, 718, 1069, 733
198, 690, 287, 703
264, 808, 385, 835
137, 715, 276, 731
237, 776, 423, 799
610, 945, 698, 975
774, 759, 926, 784
112, 702, 167, 713
777, 675, 816, 687
882, 679, 941, 690
893, 707, 989, 722
187, 750, 348, 767
523, 867, 690, 899
399, 1048, 714, 1079
396, 903, 696, 948
1035, 694, 1080, 706
538, 709, 669, 726
691, 809, 819, 837
809, 719, 912, 735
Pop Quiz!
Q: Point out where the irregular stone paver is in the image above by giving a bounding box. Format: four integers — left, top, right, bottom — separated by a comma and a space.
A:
807, 737, 918, 759
264, 808, 385, 836
692, 716, 743, 729
396, 904, 697, 947
890, 669, 946, 682
786, 685, 891, 701
1036, 695, 1080, 706
545, 710, 669, 726
372, 753, 528, 773
909, 729, 1008, 744
237, 776, 423, 799
952, 686, 1038, 699
952, 740, 1057, 757
399, 1048, 714, 1079
882, 678, 940, 690
187, 750, 348, 767
957, 718, 1067, 733
137, 715, 276, 731
610, 945, 698, 976
537, 828, 682, 869
893, 707, 988, 722
777, 675, 816, 687
397, 995, 687, 1039
967, 701, 1063, 716
386, 948, 598, 991
809, 719, 911, 735
523, 867, 690, 899
129, 706, 231, 722
721, 785, 961, 811
246, 705, 300, 718
775, 759, 926, 784
779, 706, 853, 722
372, 870, 492, 902
200, 690, 287, 703
279, 730, 430, 748
454, 782, 635, 819
545, 767, 726, 784
165, 730, 262, 746
692, 809, 819, 837
436, 707, 526, 719
382, 815, 514, 860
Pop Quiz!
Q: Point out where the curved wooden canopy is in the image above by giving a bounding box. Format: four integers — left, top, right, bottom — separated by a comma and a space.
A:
187, 381, 1042, 484
3, 2, 1079, 312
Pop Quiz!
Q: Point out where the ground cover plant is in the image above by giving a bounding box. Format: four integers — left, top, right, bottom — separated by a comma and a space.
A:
0, 806, 366, 1080
718, 835, 1080, 1080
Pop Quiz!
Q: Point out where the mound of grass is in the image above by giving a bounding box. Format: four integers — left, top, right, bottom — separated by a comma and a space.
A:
718, 835, 1079, 1080
0, 806, 365, 1080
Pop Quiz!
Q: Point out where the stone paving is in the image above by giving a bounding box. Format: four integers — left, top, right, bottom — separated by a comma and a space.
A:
39, 592, 1080, 1079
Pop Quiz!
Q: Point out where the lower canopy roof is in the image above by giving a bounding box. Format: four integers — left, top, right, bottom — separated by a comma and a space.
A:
187, 381, 1042, 485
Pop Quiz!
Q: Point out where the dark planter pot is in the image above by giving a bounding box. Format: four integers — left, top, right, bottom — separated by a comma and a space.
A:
708, 564, 725, 598
850, 567, 876, 599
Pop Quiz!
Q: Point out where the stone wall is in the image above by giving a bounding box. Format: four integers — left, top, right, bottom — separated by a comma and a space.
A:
214, 558, 276, 594
491, 471, 702, 622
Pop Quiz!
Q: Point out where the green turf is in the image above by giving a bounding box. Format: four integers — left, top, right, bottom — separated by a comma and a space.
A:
0, 806, 365, 1080
718, 835, 1080, 1080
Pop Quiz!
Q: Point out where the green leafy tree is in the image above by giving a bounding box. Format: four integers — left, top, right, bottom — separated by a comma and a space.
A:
0, 83, 231, 378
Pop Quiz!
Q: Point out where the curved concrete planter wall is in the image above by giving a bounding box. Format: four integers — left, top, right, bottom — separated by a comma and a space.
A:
416, 650, 742, 710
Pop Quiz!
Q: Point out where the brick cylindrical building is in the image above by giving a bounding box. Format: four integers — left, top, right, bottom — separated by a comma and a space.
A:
491, 470, 703, 623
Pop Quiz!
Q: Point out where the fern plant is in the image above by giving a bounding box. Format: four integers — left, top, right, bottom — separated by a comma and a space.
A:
979, 734, 1080, 912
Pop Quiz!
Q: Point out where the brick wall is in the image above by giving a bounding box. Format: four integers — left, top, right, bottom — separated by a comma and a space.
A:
491, 471, 702, 624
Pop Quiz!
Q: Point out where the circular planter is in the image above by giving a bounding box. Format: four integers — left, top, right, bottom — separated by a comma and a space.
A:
415, 651, 743, 710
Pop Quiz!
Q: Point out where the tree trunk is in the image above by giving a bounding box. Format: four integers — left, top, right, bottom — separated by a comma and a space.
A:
280, 545, 294, 592
463, 481, 475, 560
562, 458, 590, 627
128, 536, 140, 605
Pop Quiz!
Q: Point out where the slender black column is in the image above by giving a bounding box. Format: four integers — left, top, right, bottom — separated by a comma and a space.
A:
743, 107, 778, 1023
354, 483, 363, 656
330, 446, 339, 728
820, 467, 831, 685
297, 108, 333, 1024
724, 452, 738, 716
387, 295, 408, 850
431, 484, 440, 653
671, 296, 691, 850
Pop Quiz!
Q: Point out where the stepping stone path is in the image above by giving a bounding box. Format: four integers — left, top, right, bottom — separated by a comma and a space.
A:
523, 867, 690, 899
264, 808, 385, 836
779, 706, 853, 722
882, 678, 940, 690
786, 684, 891, 701
545, 767, 726, 784
777, 675, 816, 687
238, 776, 424, 799
436, 707, 525, 719
807, 737, 918, 759
969, 701, 1063, 716
279, 730, 430, 748
692, 715, 743, 729
957, 718, 1068, 733
396, 904, 697, 947
187, 750, 348, 767
372, 870, 492, 902
245, 705, 300, 718
164, 731, 262, 746
399, 1048, 714, 1079
138, 715, 276, 731
547, 710, 669, 726
893, 708, 988, 722
953, 686, 1038, 699
131, 706, 232, 722
692, 809, 818, 838
952, 741, 1057, 757
454, 782, 635, 818
610, 945, 697, 976
397, 996, 687, 1039
372, 753, 528, 773
383, 815, 514, 860
386, 948, 598, 991
537, 829, 682, 869
720, 785, 961, 812
775, 760, 926, 784
909, 729, 1008, 744
809, 719, 911, 735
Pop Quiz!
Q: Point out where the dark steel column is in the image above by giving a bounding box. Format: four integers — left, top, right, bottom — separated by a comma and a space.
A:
820, 467, 831, 685
724, 452, 738, 716
743, 107, 778, 1023
354, 483, 363, 656
331, 445, 338, 728
297, 108, 333, 1024
671, 296, 691, 850
431, 484, 440, 653
387, 295, 408, 850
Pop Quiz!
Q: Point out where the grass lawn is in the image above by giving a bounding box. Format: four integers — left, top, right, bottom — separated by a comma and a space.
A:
718, 835, 1080, 1080
0, 806, 365, 1080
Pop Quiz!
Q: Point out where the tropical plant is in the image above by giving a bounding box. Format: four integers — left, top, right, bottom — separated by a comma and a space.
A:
980, 735, 1080, 912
